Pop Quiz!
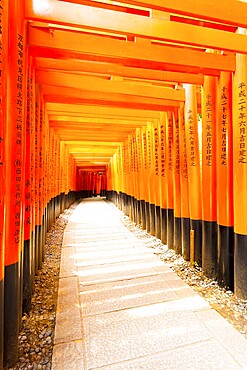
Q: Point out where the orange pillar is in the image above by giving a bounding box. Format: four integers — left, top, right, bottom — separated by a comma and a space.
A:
233, 31, 247, 298
147, 122, 156, 235
34, 84, 41, 273
179, 105, 190, 260
101, 171, 107, 197
29, 63, 36, 296
4, 0, 26, 366
153, 120, 162, 238
136, 128, 146, 229
166, 111, 174, 249
173, 108, 182, 254
141, 127, 150, 231
160, 112, 168, 245
184, 84, 202, 266
0, 1, 7, 367
23, 58, 34, 314
201, 76, 217, 278
217, 71, 234, 289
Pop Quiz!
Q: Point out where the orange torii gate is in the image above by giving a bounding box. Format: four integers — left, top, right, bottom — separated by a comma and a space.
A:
2, 0, 247, 369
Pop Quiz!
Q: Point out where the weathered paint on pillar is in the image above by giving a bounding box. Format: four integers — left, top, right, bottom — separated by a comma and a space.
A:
201, 75, 218, 278
184, 84, 202, 266
233, 28, 247, 299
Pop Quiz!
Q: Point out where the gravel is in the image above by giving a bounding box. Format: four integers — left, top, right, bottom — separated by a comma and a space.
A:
11, 199, 247, 369
10, 202, 78, 370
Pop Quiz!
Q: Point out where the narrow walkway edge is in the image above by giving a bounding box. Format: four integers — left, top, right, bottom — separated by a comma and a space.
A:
51, 198, 247, 370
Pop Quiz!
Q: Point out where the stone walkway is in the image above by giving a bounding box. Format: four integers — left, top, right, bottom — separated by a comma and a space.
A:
51, 198, 247, 370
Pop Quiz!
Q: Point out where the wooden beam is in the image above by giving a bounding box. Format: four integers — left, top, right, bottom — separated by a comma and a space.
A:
36, 71, 185, 101
41, 85, 181, 111
25, 0, 247, 53
28, 28, 235, 75
50, 122, 143, 130
48, 115, 149, 124
35, 58, 204, 85
58, 0, 150, 16
64, 140, 122, 146
46, 103, 160, 119
58, 0, 247, 29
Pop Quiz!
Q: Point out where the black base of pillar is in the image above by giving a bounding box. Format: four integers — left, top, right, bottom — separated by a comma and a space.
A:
0, 278, 3, 370
149, 203, 156, 236
136, 200, 142, 226
41, 214, 45, 263
145, 202, 150, 233
190, 219, 202, 266
121, 193, 127, 214
4, 262, 19, 368
30, 230, 35, 290
174, 217, 182, 255
155, 205, 161, 239
23, 239, 32, 314
167, 209, 174, 249
130, 196, 135, 222
217, 225, 234, 291
119, 192, 123, 211
161, 208, 167, 245
234, 232, 247, 298
140, 200, 146, 230
34, 225, 40, 274
202, 220, 218, 279
181, 217, 190, 261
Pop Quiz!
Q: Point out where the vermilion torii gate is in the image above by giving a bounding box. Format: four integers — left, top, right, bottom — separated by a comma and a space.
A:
1, 0, 247, 368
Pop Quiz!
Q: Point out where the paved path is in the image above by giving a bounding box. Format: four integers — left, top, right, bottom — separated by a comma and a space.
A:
51, 198, 247, 370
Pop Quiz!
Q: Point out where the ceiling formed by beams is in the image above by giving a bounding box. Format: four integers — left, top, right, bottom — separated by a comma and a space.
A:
25, 0, 246, 170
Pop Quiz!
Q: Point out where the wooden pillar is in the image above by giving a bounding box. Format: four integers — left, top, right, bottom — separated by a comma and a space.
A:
141, 127, 150, 232
147, 122, 156, 236
0, 1, 7, 367
23, 58, 33, 314
166, 111, 174, 249
217, 71, 234, 290
136, 128, 145, 227
4, 0, 26, 366
160, 113, 168, 245
173, 108, 182, 255
233, 28, 247, 298
184, 84, 202, 266
201, 75, 218, 278
153, 120, 161, 239
179, 105, 190, 260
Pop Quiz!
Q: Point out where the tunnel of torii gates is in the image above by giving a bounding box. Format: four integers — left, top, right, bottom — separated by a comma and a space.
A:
2, 0, 247, 367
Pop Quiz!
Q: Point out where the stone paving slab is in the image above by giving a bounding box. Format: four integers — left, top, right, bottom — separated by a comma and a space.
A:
52, 198, 247, 370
